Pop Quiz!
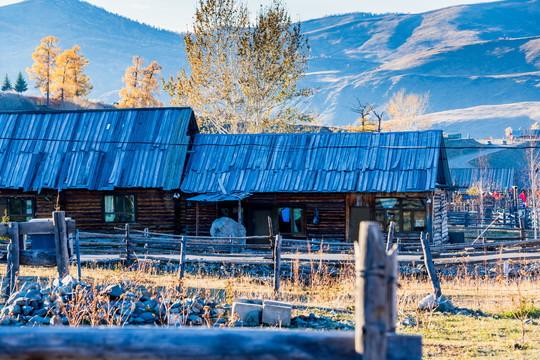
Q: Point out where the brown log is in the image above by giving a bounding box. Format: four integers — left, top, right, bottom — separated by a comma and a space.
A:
0, 327, 420, 360
386, 245, 398, 333
178, 236, 186, 281
273, 234, 282, 298
9, 222, 20, 294
420, 232, 442, 298
355, 222, 387, 360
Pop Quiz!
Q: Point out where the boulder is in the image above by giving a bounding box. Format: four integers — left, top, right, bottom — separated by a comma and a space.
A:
210, 217, 246, 238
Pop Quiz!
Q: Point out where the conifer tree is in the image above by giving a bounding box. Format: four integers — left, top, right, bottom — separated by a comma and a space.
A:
118, 56, 163, 108
1, 74, 12, 91
51, 46, 92, 101
14, 72, 28, 93
26, 36, 60, 107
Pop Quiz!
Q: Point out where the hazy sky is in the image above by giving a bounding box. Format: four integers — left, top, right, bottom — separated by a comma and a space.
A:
0, 0, 501, 32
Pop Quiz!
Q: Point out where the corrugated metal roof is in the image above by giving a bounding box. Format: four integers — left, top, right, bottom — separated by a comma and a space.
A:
0, 107, 197, 191
187, 193, 250, 202
181, 130, 449, 194
451, 168, 516, 190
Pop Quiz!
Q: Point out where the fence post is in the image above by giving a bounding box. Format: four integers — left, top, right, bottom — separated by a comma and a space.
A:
519, 217, 525, 241
386, 244, 398, 333
53, 212, 70, 279
385, 221, 395, 252
75, 230, 82, 282
420, 232, 442, 298
268, 216, 274, 262
125, 223, 134, 266
178, 236, 187, 281
355, 222, 387, 360
273, 234, 282, 298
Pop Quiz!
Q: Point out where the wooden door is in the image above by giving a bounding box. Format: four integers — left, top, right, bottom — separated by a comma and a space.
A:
349, 207, 371, 243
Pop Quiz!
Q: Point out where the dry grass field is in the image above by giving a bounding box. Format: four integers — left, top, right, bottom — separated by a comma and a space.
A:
1, 259, 539, 359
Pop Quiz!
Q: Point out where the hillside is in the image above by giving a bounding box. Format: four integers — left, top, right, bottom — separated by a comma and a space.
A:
0, 0, 538, 137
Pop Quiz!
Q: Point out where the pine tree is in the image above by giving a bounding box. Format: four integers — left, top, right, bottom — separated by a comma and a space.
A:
14, 72, 28, 93
164, 0, 311, 133
1, 74, 12, 91
27, 36, 60, 107
118, 56, 162, 108
51, 45, 92, 101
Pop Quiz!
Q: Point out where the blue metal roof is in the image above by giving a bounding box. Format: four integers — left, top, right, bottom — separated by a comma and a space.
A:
181, 130, 450, 194
0, 107, 197, 192
451, 168, 516, 190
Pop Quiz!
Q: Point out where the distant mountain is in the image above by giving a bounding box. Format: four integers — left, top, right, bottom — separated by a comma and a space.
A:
0, 0, 539, 137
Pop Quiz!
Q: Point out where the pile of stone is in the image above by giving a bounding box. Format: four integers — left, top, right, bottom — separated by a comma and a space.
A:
291, 313, 354, 330
0, 276, 234, 327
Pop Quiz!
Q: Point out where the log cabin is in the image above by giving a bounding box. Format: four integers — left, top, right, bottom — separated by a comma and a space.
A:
181, 131, 452, 244
0, 107, 198, 233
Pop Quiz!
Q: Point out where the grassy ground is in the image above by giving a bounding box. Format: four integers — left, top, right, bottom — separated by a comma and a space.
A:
1, 261, 539, 359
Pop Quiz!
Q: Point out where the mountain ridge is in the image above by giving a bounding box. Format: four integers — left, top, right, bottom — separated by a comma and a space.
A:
0, 0, 538, 137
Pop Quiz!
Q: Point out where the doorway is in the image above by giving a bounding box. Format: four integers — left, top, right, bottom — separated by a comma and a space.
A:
349, 207, 371, 242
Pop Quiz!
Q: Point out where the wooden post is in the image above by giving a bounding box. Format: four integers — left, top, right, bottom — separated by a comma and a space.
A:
273, 234, 282, 298
9, 222, 20, 295
124, 223, 133, 267
3, 243, 13, 299
386, 221, 395, 252
519, 217, 525, 241
237, 199, 242, 238
75, 230, 82, 282
355, 222, 387, 360
268, 216, 274, 262
178, 236, 186, 281
386, 244, 398, 333
420, 232, 442, 298
195, 202, 200, 237
53, 212, 70, 279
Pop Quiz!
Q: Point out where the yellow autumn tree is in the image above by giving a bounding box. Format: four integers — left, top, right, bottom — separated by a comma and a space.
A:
51, 46, 92, 101
26, 36, 60, 107
118, 56, 163, 108
383, 89, 430, 131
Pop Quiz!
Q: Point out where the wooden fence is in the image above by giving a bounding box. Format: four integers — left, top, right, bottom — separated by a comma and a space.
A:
0, 222, 421, 360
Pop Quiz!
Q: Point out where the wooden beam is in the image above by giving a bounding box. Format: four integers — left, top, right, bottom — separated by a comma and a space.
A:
9, 222, 20, 295
355, 222, 387, 360
53, 211, 70, 279
420, 232, 442, 298
19, 250, 56, 267
273, 234, 282, 299
0, 327, 420, 360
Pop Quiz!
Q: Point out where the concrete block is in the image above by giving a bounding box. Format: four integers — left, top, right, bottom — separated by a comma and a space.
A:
232, 302, 263, 323
233, 298, 263, 305
262, 304, 292, 327
263, 300, 292, 308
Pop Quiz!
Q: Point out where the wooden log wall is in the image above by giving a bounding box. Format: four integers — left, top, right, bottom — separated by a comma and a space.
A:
185, 201, 215, 236
0, 188, 182, 234
432, 188, 449, 244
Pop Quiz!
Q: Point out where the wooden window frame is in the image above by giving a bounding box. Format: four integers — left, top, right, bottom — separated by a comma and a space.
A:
102, 193, 137, 223
375, 197, 427, 234
0, 197, 35, 222
276, 205, 305, 236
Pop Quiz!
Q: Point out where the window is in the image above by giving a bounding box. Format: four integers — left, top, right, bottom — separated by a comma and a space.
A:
217, 202, 242, 222
0, 198, 34, 222
375, 198, 426, 233
277, 207, 304, 234
104, 194, 136, 223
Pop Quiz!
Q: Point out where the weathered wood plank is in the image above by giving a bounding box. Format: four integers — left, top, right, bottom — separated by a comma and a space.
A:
0, 328, 420, 360
19, 250, 56, 267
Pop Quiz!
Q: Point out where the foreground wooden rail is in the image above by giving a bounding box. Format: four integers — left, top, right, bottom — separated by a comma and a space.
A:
0, 328, 419, 360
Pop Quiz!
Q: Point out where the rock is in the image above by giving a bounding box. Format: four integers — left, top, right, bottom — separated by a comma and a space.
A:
7, 305, 21, 315
6, 291, 26, 306
418, 294, 454, 312
213, 308, 226, 317
50, 315, 64, 326
22, 305, 33, 316
13, 298, 28, 307
0, 315, 14, 326
35, 308, 50, 317
103, 284, 123, 299
435, 296, 454, 312
188, 315, 203, 325
168, 314, 186, 326
210, 217, 246, 238
20, 282, 40, 293
418, 294, 435, 310
140, 312, 157, 323
27, 316, 49, 326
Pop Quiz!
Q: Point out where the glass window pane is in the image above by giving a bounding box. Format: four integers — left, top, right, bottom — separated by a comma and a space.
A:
387, 210, 400, 232
104, 196, 114, 213
413, 212, 427, 232
403, 211, 412, 232
9, 199, 21, 216
375, 210, 387, 230
124, 195, 135, 212
375, 198, 399, 209
402, 199, 426, 209
293, 208, 303, 233
25, 200, 33, 215
115, 196, 125, 213
278, 207, 290, 233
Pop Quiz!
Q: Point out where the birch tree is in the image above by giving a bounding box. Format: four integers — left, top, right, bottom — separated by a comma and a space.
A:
384, 89, 430, 131
164, 0, 311, 133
